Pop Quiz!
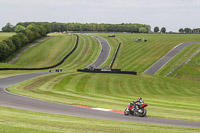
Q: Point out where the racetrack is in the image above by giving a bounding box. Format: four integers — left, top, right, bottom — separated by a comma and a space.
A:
0, 73, 200, 128
0, 38, 200, 128
143, 42, 200, 75
87, 35, 110, 68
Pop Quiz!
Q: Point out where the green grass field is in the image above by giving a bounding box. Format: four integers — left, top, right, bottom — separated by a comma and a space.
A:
58, 34, 101, 70
1, 34, 101, 71
8, 72, 200, 121
1, 33, 200, 132
102, 33, 200, 73
12, 34, 75, 68
170, 51, 200, 81
1, 106, 199, 133
0, 32, 15, 42
156, 44, 200, 78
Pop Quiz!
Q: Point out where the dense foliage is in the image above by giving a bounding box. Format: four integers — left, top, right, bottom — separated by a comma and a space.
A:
0, 22, 150, 61
161, 27, 166, 33
154, 27, 159, 33
13, 22, 151, 33
0, 23, 51, 62
1, 23, 14, 32
179, 28, 200, 34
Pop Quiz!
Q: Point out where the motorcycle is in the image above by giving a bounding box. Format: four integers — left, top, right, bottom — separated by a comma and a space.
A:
124, 102, 148, 117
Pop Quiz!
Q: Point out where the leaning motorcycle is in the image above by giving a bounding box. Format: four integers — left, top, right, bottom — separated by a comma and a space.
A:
124, 103, 148, 117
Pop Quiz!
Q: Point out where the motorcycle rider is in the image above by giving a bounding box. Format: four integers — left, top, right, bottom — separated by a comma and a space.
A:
134, 97, 144, 110
129, 97, 144, 111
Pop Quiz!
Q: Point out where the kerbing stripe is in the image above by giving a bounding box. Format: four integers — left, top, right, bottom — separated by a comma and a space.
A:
72, 105, 123, 114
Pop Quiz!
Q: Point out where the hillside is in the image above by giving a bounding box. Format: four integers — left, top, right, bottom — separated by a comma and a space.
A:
102, 33, 200, 73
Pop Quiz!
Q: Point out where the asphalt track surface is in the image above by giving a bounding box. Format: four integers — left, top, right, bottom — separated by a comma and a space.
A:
87, 35, 110, 68
0, 39, 200, 128
143, 42, 200, 74
0, 73, 200, 128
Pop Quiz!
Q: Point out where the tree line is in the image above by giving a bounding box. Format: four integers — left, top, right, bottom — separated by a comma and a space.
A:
2, 22, 151, 33
0, 23, 51, 62
0, 22, 151, 61
179, 28, 200, 34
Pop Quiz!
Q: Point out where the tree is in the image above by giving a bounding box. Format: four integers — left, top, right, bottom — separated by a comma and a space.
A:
38, 25, 47, 37
2, 23, 14, 32
27, 24, 41, 39
17, 33, 29, 46
12, 34, 22, 49
3, 38, 16, 53
0, 42, 10, 61
154, 27, 159, 33
161, 27, 166, 33
139, 27, 147, 33
179, 28, 184, 33
184, 28, 191, 34
23, 29, 34, 42
14, 25, 26, 33
42, 23, 51, 33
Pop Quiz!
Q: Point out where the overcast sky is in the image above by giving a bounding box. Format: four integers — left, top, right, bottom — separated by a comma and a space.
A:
0, 0, 200, 32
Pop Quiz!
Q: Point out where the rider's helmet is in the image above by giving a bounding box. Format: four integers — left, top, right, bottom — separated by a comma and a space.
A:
138, 97, 142, 100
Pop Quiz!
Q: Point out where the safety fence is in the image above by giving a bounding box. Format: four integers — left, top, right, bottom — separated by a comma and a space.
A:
109, 42, 121, 69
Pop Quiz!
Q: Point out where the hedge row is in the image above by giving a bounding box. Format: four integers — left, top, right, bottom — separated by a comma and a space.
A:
0, 23, 51, 62
13, 22, 151, 33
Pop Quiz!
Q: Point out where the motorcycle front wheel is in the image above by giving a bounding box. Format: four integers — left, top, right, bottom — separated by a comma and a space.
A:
138, 109, 147, 117
124, 108, 130, 116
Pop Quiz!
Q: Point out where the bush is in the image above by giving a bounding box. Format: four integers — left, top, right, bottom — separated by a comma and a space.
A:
0, 42, 10, 61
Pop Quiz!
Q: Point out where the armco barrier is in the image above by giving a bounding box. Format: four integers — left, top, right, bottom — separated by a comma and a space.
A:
77, 69, 137, 75
109, 42, 121, 69
0, 34, 79, 71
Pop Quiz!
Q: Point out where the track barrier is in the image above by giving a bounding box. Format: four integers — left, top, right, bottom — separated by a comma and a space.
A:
109, 42, 121, 69
77, 68, 137, 75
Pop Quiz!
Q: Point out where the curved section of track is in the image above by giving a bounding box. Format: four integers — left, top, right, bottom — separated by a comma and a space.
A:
87, 35, 110, 68
143, 42, 200, 75
0, 73, 200, 128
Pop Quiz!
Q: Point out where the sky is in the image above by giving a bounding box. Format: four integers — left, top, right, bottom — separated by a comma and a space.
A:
0, 0, 200, 32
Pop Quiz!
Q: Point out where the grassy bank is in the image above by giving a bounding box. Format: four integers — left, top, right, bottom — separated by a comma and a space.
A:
58, 34, 101, 70
12, 34, 74, 68
8, 72, 200, 121
98, 33, 200, 73
170, 51, 200, 81
156, 43, 200, 78
0, 106, 199, 133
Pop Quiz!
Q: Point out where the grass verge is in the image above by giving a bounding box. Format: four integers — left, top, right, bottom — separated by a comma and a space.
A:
8, 72, 200, 121
0, 106, 199, 133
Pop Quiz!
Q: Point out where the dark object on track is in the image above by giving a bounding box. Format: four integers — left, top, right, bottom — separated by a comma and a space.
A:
77, 68, 137, 75
108, 34, 115, 37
